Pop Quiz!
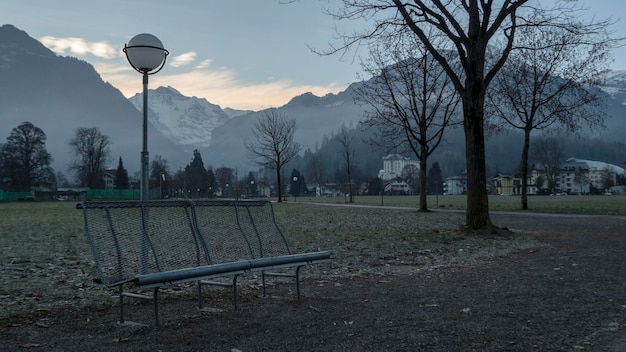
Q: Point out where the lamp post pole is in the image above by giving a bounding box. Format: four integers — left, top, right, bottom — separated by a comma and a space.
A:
378, 169, 385, 206
141, 73, 149, 201
123, 33, 168, 201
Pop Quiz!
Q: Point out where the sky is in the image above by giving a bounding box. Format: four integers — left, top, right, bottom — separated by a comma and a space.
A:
2, 0, 626, 111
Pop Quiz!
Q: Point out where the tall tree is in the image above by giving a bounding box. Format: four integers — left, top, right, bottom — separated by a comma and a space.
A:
184, 150, 207, 197
246, 171, 257, 197
55, 171, 72, 188
115, 157, 130, 189
325, 1, 608, 229
337, 125, 358, 203
207, 167, 217, 198
531, 137, 563, 194
356, 36, 460, 211
246, 109, 302, 202
215, 166, 235, 198
289, 168, 305, 197
68, 127, 111, 188
427, 162, 443, 195
150, 155, 170, 197
0, 121, 55, 191
305, 153, 325, 193
488, 6, 613, 210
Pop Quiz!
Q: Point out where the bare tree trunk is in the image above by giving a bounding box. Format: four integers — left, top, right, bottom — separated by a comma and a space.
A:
463, 84, 492, 229
276, 167, 283, 203
419, 158, 428, 212
520, 128, 531, 210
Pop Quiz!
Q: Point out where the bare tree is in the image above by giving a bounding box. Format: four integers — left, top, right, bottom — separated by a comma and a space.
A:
600, 166, 616, 192
337, 124, 358, 203
215, 166, 234, 198
68, 127, 111, 188
305, 154, 325, 195
488, 6, 613, 210
0, 121, 54, 191
356, 36, 460, 211
150, 155, 170, 197
246, 110, 301, 202
531, 137, 563, 194
324, 1, 616, 229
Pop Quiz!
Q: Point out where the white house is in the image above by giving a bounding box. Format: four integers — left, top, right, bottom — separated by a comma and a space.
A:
381, 154, 420, 180
533, 158, 625, 194
443, 173, 467, 195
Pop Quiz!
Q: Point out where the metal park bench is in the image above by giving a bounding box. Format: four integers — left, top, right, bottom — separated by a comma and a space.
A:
77, 199, 330, 326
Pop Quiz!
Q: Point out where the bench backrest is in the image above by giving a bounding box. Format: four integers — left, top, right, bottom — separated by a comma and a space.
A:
191, 200, 256, 264
234, 201, 292, 258
79, 200, 209, 287
192, 200, 292, 261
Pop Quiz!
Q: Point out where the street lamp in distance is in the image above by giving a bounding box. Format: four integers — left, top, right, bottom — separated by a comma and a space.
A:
293, 176, 298, 202
378, 169, 385, 206
123, 33, 169, 201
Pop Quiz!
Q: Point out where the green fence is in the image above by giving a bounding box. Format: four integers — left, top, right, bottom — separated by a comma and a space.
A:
0, 191, 35, 201
86, 189, 140, 200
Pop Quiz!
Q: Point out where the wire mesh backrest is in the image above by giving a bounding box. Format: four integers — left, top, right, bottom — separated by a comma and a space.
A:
192, 200, 255, 263
80, 200, 207, 287
235, 201, 292, 258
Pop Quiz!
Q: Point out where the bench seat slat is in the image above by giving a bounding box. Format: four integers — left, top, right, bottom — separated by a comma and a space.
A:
247, 251, 331, 270
135, 260, 251, 287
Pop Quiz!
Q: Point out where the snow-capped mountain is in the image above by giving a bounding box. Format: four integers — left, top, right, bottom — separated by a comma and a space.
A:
0, 24, 188, 174
129, 87, 233, 151
599, 70, 626, 105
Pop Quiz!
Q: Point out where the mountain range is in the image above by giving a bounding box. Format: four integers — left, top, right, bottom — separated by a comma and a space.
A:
0, 24, 188, 176
1, 23, 625, 182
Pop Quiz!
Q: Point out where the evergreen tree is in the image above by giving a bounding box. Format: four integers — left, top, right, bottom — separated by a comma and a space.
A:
115, 157, 130, 189
427, 162, 443, 195
289, 168, 305, 197
184, 149, 208, 196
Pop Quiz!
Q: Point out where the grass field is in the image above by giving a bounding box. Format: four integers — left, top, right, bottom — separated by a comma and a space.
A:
297, 194, 626, 215
0, 195, 623, 322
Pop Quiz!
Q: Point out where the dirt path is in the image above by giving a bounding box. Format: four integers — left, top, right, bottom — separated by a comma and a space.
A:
2, 212, 626, 351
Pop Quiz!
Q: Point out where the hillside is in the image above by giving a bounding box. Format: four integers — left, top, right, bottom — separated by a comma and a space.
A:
0, 24, 188, 176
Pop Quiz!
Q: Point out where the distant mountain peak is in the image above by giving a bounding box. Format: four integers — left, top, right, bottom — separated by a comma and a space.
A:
286, 92, 322, 107
154, 86, 182, 96
0, 24, 56, 59
129, 87, 231, 149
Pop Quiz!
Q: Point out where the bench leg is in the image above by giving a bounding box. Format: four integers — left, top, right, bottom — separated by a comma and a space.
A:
154, 288, 160, 327
119, 285, 125, 324
233, 274, 239, 312
197, 281, 203, 310
261, 272, 267, 297
295, 266, 302, 300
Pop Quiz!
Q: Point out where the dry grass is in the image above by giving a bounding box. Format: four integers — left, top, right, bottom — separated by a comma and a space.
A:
0, 199, 550, 321
299, 194, 626, 215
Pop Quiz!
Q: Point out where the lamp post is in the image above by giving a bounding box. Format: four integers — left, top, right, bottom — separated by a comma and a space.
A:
123, 33, 169, 201
293, 176, 298, 202
378, 169, 385, 206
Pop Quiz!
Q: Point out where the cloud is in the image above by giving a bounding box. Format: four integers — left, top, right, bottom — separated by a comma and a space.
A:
195, 59, 213, 69
170, 51, 197, 68
98, 63, 346, 111
40, 36, 118, 59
